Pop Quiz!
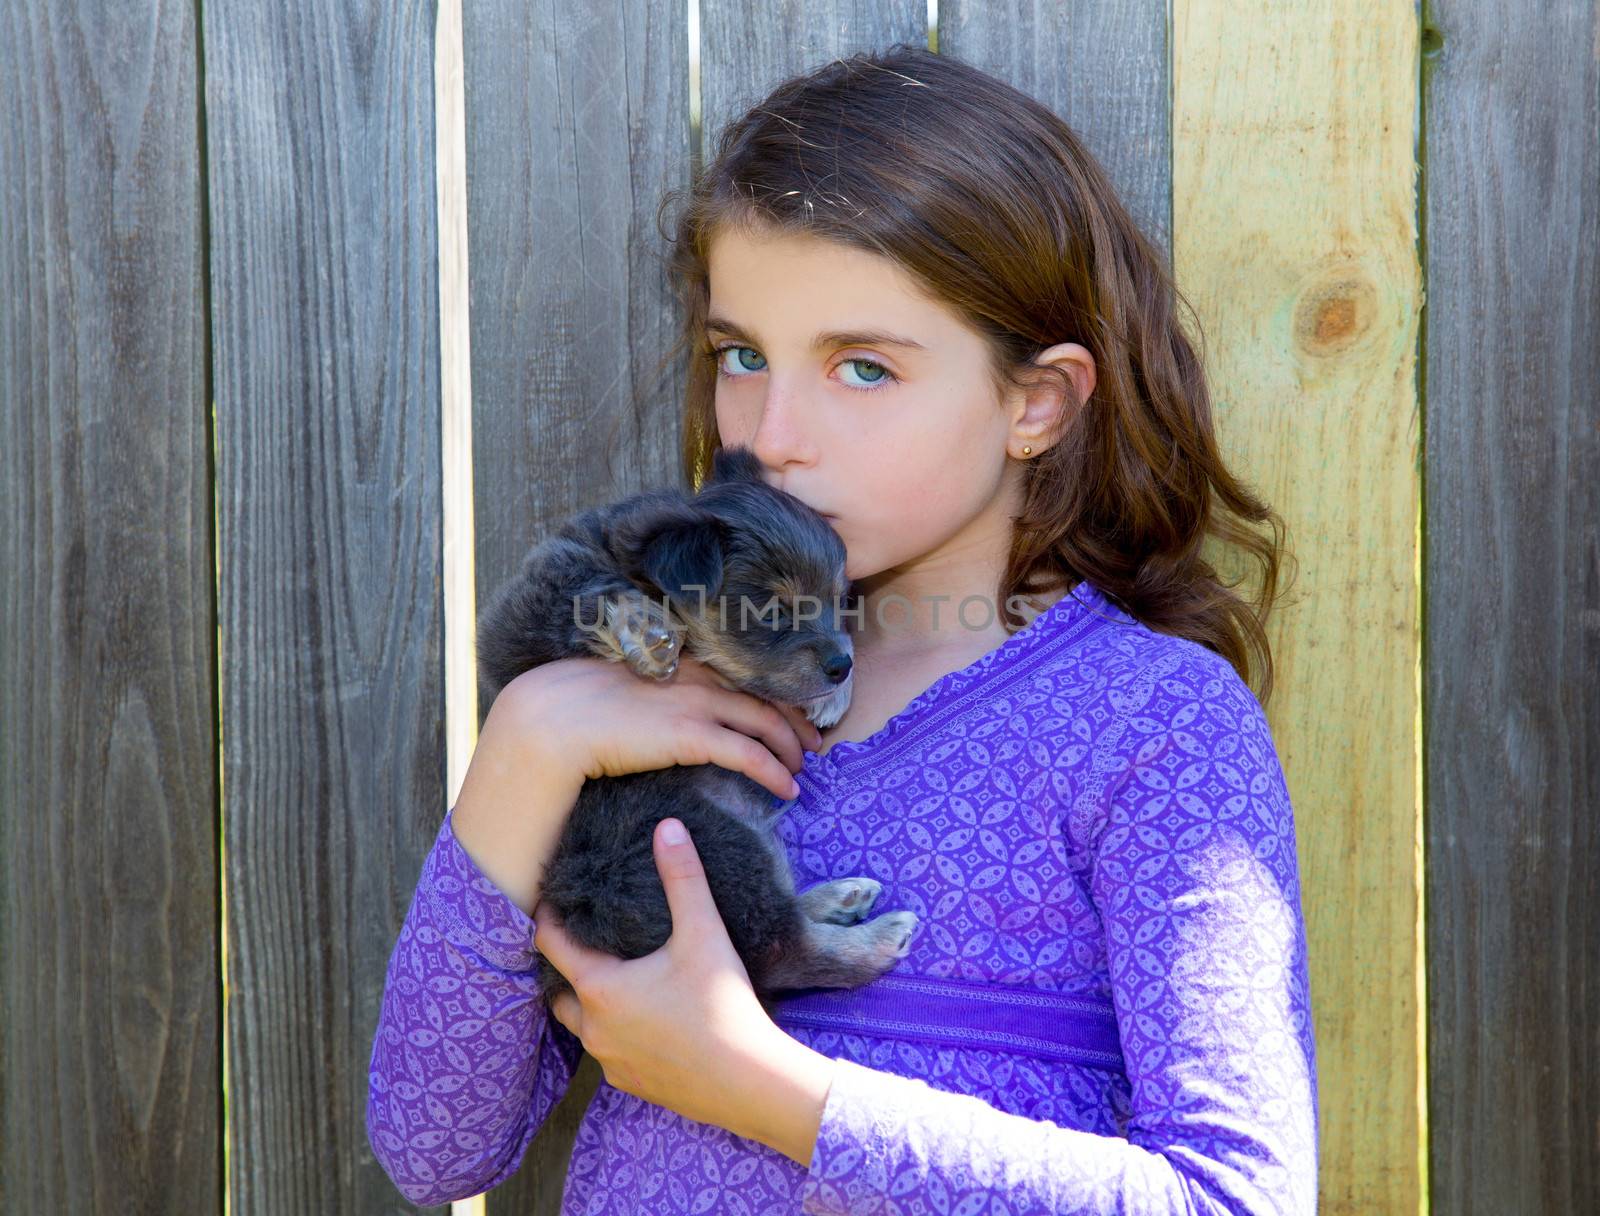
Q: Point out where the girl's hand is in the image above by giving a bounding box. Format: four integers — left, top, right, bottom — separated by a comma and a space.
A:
503, 653, 823, 800
534, 816, 829, 1153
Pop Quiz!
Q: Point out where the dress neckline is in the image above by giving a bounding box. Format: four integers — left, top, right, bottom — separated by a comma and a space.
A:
804, 579, 1117, 774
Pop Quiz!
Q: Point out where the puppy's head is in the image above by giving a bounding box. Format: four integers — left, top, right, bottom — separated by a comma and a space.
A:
616, 446, 854, 727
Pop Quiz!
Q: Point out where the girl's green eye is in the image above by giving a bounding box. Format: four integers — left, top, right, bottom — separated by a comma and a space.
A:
716, 345, 766, 374
839, 359, 891, 388
704, 343, 898, 393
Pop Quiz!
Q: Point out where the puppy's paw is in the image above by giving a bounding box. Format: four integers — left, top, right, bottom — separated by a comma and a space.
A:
798, 876, 882, 925
868, 910, 918, 963
604, 591, 685, 680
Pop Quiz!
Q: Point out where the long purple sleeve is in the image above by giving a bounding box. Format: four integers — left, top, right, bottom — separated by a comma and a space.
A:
795, 647, 1320, 1215
366, 807, 585, 1205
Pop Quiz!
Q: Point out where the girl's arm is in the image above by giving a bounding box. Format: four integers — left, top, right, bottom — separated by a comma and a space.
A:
366, 692, 588, 1206
793, 647, 1319, 1216
366, 660, 816, 1205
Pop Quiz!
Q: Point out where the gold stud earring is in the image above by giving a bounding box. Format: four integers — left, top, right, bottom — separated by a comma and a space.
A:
1021, 445, 1032, 457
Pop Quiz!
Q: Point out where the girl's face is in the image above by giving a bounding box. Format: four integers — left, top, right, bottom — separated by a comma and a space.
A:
708, 225, 1022, 587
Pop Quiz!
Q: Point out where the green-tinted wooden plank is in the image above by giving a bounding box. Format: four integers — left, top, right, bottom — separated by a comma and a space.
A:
1173, 3, 1425, 1209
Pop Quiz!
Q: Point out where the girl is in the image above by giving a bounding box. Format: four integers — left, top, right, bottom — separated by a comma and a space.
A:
368, 44, 1318, 1215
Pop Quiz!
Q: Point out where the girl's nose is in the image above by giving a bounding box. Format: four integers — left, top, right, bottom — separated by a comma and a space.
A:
750, 384, 815, 467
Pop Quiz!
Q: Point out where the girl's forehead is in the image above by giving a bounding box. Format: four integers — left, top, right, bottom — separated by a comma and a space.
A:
708, 225, 914, 285
707, 229, 960, 338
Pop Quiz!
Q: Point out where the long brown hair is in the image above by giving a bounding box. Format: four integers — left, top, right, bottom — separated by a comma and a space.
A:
648, 44, 1294, 706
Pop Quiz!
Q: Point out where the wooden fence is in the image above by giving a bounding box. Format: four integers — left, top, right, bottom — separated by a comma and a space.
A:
1, 1, 1594, 1213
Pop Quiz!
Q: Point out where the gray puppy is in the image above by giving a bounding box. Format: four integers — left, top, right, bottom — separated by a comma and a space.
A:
475, 445, 917, 1018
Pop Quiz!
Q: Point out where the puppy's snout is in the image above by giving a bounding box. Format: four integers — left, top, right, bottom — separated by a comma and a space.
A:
821, 652, 853, 684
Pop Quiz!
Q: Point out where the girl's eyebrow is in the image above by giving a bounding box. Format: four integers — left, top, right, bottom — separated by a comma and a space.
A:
705, 314, 928, 353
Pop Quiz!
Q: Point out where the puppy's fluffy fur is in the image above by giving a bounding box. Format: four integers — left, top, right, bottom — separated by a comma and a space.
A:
475, 446, 917, 1016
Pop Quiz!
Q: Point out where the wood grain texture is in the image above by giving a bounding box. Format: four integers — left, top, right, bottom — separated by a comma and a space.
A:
699, 0, 928, 159
202, 0, 445, 1210
460, 3, 690, 1213
1422, 2, 1600, 1213
939, 0, 1171, 266
0, 0, 219, 1211
1172, 2, 1425, 1211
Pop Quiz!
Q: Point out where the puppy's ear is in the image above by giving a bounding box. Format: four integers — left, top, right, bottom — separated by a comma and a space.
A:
634, 511, 726, 611
707, 445, 763, 486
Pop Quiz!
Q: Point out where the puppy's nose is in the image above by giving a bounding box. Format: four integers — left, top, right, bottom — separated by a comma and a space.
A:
822, 653, 853, 683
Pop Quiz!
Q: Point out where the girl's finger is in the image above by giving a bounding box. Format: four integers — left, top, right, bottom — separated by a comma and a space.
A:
536, 911, 613, 974
534, 906, 586, 978
696, 684, 811, 775
550, 990, 581, 1036
670, 656, 821, 778
532, 913, 562, 965
714, 728, 804, 799
776, 700, 826, 752
674, 713, 800, 799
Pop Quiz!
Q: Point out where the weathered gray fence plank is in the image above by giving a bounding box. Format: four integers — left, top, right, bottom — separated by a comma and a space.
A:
939, 0, 1171, 265
699, 0, 929, 157
462, 2, 691, 1211
202, 0, 444, 1210
1422, 2, 1599, 1213
0, 1, 218, 1210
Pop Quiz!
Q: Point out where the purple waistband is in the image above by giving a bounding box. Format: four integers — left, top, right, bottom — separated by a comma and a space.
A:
769, 971, 1126, 1072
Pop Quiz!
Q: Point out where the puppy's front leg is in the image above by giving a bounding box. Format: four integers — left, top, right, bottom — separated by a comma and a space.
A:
579, 588, 686, 680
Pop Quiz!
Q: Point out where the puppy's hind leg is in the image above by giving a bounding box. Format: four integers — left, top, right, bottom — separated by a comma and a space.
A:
796, 877, 883, 925
761, 909, 919, 992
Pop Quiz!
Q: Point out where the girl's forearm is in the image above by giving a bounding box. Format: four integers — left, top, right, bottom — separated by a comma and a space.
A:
735, 1032, 837, 1168
368, 812, 583, 1203
450, 689, 585, 917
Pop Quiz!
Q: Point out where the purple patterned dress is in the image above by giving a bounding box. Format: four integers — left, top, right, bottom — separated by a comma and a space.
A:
367, 580, 1319, 1213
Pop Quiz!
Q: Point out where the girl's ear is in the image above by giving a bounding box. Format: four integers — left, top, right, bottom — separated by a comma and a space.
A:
707, 444, 763, 486
1014, 343, 1096, 448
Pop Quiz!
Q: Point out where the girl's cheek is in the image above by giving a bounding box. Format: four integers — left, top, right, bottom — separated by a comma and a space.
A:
711, 401, 747, 448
